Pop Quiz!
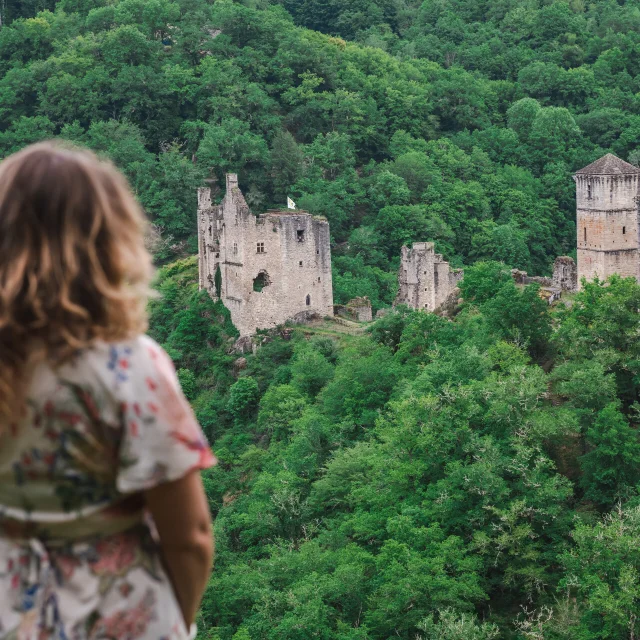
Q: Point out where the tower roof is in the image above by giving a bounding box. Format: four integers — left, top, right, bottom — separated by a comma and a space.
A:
575, 153, 640, 176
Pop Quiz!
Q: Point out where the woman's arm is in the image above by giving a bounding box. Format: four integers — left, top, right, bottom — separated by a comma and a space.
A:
144, 470, 214, 628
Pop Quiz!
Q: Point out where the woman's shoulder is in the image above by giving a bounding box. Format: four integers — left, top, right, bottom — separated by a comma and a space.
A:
67, 334, 169, 392
87, 334, 166, 365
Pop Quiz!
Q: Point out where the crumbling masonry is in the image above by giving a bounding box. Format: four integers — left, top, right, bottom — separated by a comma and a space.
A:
552, 256, 577, 292
198, 174, 334, 336
394, 242, 463, 311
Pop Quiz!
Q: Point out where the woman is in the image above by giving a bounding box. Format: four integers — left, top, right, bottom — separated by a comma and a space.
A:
0, 142, 216, 639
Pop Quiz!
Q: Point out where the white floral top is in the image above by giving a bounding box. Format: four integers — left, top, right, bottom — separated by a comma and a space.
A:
0, 335, 217, 640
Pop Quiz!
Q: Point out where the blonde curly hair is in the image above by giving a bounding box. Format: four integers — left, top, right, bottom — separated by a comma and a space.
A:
0, 141, 153, 422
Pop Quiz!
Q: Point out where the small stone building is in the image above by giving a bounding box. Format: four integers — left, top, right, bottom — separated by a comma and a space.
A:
335, 297, 373, 322
574, 154, 640, 288
348, 297, 373, 322
198, 174, 334, 336
395, 242, 463, 312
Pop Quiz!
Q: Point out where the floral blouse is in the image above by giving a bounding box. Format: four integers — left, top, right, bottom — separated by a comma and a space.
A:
0, 335, 217, 640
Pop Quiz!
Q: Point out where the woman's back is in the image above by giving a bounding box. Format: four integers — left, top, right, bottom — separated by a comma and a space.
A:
0, 142, 216, 639
0, 335, 215, 639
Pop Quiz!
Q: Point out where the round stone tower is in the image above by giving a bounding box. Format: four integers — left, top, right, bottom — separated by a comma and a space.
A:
574, 153, 640, 288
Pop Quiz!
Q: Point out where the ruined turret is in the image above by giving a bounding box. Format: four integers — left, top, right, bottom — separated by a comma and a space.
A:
574, 154, 640, 288
395, 242, 462, 312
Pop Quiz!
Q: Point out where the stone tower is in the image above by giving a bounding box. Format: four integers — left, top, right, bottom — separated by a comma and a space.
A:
574, 154, 640, 288
198, 174, 334, 336
395, 242, 463, 311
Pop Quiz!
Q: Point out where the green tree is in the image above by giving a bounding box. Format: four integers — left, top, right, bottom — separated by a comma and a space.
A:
559, 505, 640, 639
470, 221, 532, 272
417, 609, 499, 640
228, 377, 260, 425
458, 261, 512, 305
271, 129, 304, 203
580, 401, 640, 506
176, 367, 197, 401
290, 344, 334, 397
506, 97, 541, 142
257, 384, 307, 441
482, 281, 552, 358
528, 106, 582, 171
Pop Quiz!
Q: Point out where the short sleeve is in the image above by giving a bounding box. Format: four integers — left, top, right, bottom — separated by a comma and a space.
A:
115, 336, 217, 494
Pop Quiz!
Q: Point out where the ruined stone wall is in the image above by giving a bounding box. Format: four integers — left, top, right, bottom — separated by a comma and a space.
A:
552, 256, 577, 292
395, 243, 460, 312
348, 297, 373, 322
198, 174, 333, 336
335, 298, 373, 322
575, 174, 640, 287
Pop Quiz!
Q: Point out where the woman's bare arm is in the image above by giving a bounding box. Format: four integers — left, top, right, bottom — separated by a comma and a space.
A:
144, 470, 214, 628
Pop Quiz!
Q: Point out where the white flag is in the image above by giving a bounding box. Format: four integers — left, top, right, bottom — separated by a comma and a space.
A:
287, 197, 296, 210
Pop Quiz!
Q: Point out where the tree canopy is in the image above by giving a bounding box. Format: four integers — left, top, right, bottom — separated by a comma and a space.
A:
4, 0, 636, 306
149, 260, 640, 639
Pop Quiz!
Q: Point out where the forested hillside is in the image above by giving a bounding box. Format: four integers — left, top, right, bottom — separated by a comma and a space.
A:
152, 259, 640, 639
4, 0, 640, 637
4, 0, 638, 307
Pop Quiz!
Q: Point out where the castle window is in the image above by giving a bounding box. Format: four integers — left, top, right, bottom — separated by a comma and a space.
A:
623, 226, 626, 235
299, 261, 303, 267
584, 227, 587, 243
434, 270, 439, 287
306, 294, 311, 306
233, 242, 238, 255
297, 230, 305, 242
257, 242, 265, 253
318, 277, 321, 282
587, 183, 592, 200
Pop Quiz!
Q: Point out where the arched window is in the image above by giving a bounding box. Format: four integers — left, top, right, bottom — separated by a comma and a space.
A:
306, 294, 311, 306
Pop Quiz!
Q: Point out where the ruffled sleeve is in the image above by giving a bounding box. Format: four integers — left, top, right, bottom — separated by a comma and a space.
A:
115, 335, 217, 494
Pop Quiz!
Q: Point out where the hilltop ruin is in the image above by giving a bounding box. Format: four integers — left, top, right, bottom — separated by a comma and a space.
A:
197, 175, 334, 336
394, 242, 463, 312
574, 153, 640, 287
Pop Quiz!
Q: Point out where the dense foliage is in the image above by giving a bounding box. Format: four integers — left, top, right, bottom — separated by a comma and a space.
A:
150, 259, 640, 639
5, 0, 639, 307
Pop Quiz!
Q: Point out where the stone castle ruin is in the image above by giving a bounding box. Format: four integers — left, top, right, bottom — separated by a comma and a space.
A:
393, 153, 640, 313
574, 154, 640, 287
198, 174, 334, 336
196, 155, 640, 336
394, 242, 463, 311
